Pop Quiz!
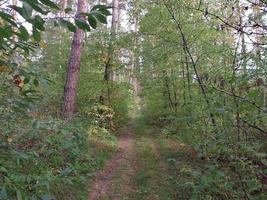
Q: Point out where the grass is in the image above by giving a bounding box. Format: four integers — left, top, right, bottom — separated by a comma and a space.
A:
131, 118, 176, 200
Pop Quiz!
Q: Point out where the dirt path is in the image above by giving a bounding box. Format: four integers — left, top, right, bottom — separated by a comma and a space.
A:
88, 126, 137, 200
88, 123, 177, 200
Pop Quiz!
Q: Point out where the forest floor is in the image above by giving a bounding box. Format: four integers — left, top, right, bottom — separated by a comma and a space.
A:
87, 121, 183, 200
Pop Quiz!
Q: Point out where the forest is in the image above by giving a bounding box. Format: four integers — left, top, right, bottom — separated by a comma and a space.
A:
0, 0, 266, 199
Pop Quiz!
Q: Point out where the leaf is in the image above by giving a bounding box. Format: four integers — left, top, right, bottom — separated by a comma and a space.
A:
59, 167, 73, 177
60, 19, 76, 32
19, 26, 29, 40
33, 151, 40, 157
91, 11, 107, 24
32, 15, 45, 31
32, 28, 41, 42
0, 166, 8, 173
88, 14, 97, 29
9, 6, 27, 19
0, 27, 12, 38
39, 0, 59, 10
60, 128, 69, 135
33, 79, 39, 87
75, 19, 90, 31
22, 89, 37, 96
91, 5, 111, 16
0, 11, 17, 26
99, 9, 111, 16
22, 1, 33, 19
64, 8, 72, 13
23, 0, 48, 14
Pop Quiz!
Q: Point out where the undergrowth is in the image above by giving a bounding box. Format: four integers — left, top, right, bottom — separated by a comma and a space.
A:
157, 123, 267, 200
0, 114, 116, 200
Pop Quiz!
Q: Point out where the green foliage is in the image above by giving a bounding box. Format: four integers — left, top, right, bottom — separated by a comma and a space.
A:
163, 144, 267, 200
0, 115, 115, 199
135, 0, 267, 199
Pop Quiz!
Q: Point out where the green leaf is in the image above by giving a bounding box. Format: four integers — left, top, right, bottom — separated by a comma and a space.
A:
75, 19, 90, 31
99, 9, 111, 16
64, 8, 72, 13
9, 6, 27, 19
19, 26, 29, 40
0, 11, 17, 27
0, 27, 12, 38
60, 19, 76, 32
32, 28, 41, 42
59, 167, 73, 177
32, 15, 45, 31
22, 1, 33, 19
91, 11, 107, 24
23, 0, 47, 14
91, 5, 111, 16
0, 166, 8, 173
33, 79, 39, 87
39, 0, 59, 10
88, 14, 97, 29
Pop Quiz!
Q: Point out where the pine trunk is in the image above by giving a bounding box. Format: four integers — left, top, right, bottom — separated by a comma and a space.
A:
61, 0, 88, 121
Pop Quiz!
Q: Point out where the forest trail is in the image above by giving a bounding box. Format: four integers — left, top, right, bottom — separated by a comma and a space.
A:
88, 122, 177, 200
88, 124, 137, 200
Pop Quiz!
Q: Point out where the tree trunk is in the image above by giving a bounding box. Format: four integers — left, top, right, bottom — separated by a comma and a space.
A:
61, 0, 88, 121
108, 0, 120, 82
60, 0, 68, 18
102, 0, 120, 105
111, 0, 119, 36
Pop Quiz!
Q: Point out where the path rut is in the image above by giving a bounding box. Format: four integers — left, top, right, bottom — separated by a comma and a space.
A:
88, 127, 137, 200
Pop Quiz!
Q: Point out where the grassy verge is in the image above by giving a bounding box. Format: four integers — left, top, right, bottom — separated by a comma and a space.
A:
132, 119, 176, 200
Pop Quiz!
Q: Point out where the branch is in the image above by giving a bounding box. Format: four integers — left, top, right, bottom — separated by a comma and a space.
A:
241, 119, 267, 134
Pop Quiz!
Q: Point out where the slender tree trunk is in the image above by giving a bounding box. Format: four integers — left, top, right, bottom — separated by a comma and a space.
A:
111, 0, 119, 36
60, 0, 68, 18
102, 0, 120, 105
61, 0, 88, 121
164, 3, 217, 131
106, 0, 120, 82
132, 14, 141, 94
163, 70, 174, 110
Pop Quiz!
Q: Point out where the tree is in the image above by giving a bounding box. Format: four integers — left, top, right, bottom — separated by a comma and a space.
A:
101, 0, 120, 106
61, 0, 88, 121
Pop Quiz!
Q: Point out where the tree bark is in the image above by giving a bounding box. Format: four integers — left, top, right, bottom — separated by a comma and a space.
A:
60, 0, 68, 18
111, 0, 119, 36
61, 0, 88, 121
